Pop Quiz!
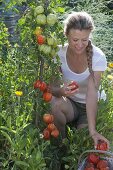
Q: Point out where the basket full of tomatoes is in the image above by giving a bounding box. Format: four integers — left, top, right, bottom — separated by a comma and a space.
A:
78, 140, 113, 170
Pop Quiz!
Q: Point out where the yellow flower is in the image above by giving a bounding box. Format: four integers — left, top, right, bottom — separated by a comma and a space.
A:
15, 91, 23, 96
107, 75, 113, 80
106, 67, 111, 72
108, 63, 113, 68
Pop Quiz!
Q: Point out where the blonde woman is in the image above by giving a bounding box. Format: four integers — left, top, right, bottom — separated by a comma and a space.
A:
50, 11, 109, 148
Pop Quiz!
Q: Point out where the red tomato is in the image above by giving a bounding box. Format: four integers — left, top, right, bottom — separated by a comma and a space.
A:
51, 129, 59, 138
97, 160, 108, 169
33, 80, 41, 89
84, 167, 95, 170
87, 153, 100, 164
85, 162, 94, 168
43, 114, 54, 124
43, 128, 50, 140
43, 92, 52, 102
39, 82, 47, 91
100, 167, 109, 170
68, 81, 79, 91
37, 35, 45, 45
47, 123, 56, 132
96, 140, 108, 151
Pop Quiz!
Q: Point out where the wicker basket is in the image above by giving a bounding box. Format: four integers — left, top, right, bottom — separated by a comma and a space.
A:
78, 150, 113, 170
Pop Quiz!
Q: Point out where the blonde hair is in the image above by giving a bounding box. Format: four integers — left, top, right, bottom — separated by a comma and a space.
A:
64, 12, 94, 74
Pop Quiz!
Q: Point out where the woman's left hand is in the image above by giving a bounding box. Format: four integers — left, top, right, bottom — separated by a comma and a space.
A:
63, 82, 79, 96
91, 131, 110, 150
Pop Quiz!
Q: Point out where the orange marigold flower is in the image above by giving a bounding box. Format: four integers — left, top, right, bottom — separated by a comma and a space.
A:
15, 91, 23, 96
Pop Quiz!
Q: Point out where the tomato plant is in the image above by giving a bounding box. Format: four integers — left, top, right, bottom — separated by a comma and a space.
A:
1, 0, 113, 170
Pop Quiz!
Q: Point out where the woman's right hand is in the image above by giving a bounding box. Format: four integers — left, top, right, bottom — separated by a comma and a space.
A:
49, 81, 79, 97
90, 130, 110, 150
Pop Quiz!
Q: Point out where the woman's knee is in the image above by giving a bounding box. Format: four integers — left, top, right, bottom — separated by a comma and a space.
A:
50, 97, 67, 124
51, 97, 64, 112
51, 97, 75, 125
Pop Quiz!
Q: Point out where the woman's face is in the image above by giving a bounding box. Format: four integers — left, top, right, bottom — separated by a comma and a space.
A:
67, 29, 91, 55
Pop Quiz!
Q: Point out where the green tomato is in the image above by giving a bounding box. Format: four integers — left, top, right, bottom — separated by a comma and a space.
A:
53, 39, 58, 47
38, 44, 52, 55
47, 14, 57, 25
36, 14, 46, 25
38, 44, 45, 52
47, 37, 55, 46
55, 46, 60, 52
34, 26, 42, 35
34, 6, 44, 16
51, 49, 57, 57
43, 45, 52, 54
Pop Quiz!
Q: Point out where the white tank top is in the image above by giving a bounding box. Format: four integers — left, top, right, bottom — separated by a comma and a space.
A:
57, 43, 107, 103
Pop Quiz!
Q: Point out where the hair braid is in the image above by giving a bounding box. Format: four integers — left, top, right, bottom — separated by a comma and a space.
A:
86, 40, 93, 74
86, 41, 98, 90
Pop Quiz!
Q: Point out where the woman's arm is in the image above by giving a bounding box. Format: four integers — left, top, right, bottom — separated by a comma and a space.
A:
49, 67, 78, 98
86, 71, 109, 147
86, 71, 101, 135
49, 67, 64, 97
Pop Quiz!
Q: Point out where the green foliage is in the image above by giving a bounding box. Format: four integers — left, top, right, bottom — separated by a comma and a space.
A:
0, 23, 9, 46
0, 0, 113, 169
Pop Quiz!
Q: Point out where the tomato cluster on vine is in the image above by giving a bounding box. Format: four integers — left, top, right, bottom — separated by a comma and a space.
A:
42, 113, 59, 140
33, 79, 52, 102
33, 5, 59, 57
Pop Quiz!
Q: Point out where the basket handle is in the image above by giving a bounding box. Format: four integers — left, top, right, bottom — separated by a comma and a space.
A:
78, 149, 113, 166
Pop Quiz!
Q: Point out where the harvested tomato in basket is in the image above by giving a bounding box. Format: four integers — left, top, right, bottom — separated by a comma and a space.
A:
99, 167, 109, 170
97, 159, 108, 169
87, 153, 100, 164
84, 167, 95, 170
84, 162, 94, 169
84, 161, 95, 170
96, 140, 108, 151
